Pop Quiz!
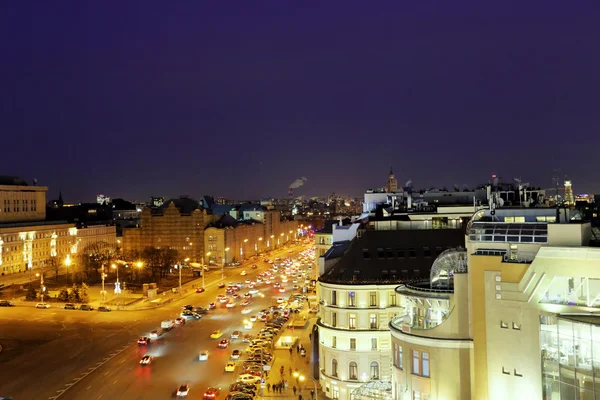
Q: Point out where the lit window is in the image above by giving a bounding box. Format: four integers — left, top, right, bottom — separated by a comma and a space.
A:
348, 292, 356, 307
349, 314, 357, 329
369, 314, 377, 329
369, 292, 377, 307
349, 361, 358, 380
412, 350, 430, 378
370, 361, 379, 380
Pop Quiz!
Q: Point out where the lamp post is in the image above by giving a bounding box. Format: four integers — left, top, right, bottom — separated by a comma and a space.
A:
37, 263, 45, 303
181, 258, 189, 297
257, 237, 263, 255
270, 235, 274, 250
65, 254, 71, 286
222, 248, 230, 281
295, 374, 317, 399
101, 264, 106, 306
242, 239, 248, 261
136, 261, 143, 283
203, 252, 211, 289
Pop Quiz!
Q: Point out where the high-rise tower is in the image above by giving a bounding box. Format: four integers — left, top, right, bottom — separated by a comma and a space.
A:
564, 180, 574, 205
385, 166, 398, 192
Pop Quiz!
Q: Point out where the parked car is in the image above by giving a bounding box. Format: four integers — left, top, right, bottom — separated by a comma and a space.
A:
0, 300, 15, 307
80, 304, 93, 311
98, 306, 111, 312
35, 303, 51, 309
64, 303, 78, 310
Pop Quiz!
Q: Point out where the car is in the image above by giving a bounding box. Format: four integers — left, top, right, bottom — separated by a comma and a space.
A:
64, 303, 77, 310
279, 288, 285, 293
181, 310, 201, 319
251, 265, 257, 269
177, 384, 190, 397
245, 279, 251, 284
265, 279, 271, 284
0, 300, 14, 307
231, 349, 242, 359
193, 307, 208, 314
226, 392, 253, 400
249, 288, 259, 294
240, 299, 250, 306
276, 297, 284, 303
273, 282, 280, 288
229, 383, 257, 392
218, 339, 229, 348
250, 315, 257, 322
80, 304, 93, 311
240, 271, 247, 276
175, 317, 186, 325
293, 284, 300, 290
225, 361, 236, 372
210, 330, 223, 339
233, 293, 241, 299
195, 287, 205, 293
231, 330, 241, 339
98, 306, 111, 312
150, 330, 160, 339
203, 387, 221, 399
182, 305, 194, 311
208, 302, 216, 309
259, 315, 268, 322
237, 373, 261, 384
199, 351, 209, 361
241, 307, 252, 314
140, 355, 153, 365
138, 336, 151, 345
226, 302, 236, 308
218, 283, 226, 288
35, 303, 51, 309
219, 297, 229, 304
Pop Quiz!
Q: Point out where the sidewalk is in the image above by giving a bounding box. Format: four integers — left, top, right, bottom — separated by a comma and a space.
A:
263, 313, 322, 400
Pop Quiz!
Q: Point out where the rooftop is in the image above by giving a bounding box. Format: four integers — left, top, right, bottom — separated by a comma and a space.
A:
157, 197, 202, 215
0, 175, 29, 186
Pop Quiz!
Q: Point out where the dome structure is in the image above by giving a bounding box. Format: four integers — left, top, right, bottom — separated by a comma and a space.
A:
430, 248, 467, 289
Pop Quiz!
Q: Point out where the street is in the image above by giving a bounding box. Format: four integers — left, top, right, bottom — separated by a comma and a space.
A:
0, 243, 313, 400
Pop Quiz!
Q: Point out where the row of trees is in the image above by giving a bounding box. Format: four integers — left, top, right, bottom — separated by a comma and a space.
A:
73, 242, 183, 284
57, 284, 90, 303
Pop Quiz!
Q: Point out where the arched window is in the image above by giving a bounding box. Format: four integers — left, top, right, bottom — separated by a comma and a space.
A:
370, 361, 380, 380
349, 361, 358, 380
332, 359, 338, 377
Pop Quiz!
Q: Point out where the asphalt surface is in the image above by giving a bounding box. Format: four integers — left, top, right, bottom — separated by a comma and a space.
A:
0, 243, 312, 400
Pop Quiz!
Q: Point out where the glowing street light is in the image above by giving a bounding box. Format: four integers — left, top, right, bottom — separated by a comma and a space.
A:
65, 254, 72, 285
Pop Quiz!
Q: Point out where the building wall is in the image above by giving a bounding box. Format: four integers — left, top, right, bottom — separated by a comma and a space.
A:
315, 232, 333, 259
122, 204, 211, 262
76, 224, 117, 253
0, 184, 48, 222
0, 222, 76, 275
317, 281, 404, 400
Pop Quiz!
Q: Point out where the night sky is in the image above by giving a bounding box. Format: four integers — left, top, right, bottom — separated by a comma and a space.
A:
1, 1, 599, 203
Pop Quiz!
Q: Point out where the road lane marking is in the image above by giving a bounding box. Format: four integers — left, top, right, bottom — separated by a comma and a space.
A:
64, 384, 73, 388
112, 379, 118, 384
103, 371, 110, 376
87, 386, 92, 390
73, 378, 81, 382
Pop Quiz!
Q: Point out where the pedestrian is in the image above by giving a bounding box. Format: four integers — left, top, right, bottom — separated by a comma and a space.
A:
285, 381, 289, 390
293, 386, 297, 396
281, 366, 285, 375
289, 367, 293, 376
299, 394, 303, 400
297, 344, 300, 353
310, 389, 315, 399
289, 347, 293, 356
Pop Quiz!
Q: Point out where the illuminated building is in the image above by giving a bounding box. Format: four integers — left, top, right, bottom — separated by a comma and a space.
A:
122, 197, 211, 263
204, 215, 264, 265
0, 177, 116, 276
96, 194, 111, 205
385, 167, 398, 193
389, 207, 600, 400
315, 212, 466, 400
564, 180, 575, 205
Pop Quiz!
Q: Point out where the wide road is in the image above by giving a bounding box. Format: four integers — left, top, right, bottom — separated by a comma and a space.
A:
0, 242, 312, 400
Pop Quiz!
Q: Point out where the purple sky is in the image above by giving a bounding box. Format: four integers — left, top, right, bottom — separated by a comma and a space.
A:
1, 1, 599, 203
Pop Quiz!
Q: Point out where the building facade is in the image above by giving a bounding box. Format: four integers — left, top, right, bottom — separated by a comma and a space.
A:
0, 177, 47, 223
122, 198, 212, 262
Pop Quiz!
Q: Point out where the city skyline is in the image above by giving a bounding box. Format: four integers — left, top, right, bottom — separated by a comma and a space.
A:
2, 2, 599, 202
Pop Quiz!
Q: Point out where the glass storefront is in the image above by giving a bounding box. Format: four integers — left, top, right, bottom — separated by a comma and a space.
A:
540, 315, 600, 399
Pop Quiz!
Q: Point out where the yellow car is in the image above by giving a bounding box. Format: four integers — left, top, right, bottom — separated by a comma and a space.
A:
225, 361, 236, 372
210, 330, 223, 339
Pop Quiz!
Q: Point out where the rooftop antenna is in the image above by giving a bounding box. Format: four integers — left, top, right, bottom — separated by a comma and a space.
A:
32, 178, 38, 186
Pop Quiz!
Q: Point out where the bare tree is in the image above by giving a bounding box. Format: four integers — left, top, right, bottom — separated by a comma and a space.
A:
77, 241, 118, 282
46, 256, 60, 282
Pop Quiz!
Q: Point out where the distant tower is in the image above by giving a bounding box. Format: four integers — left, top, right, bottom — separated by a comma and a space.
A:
385, 166, 398, 192
564, 180, 574, 205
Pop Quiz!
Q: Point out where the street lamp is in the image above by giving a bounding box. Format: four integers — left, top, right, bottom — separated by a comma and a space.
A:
257, 237, 263, 255
294, 373, 317, 398
136, 261, 143, 283
180, 257, 189, 296
65, 254, 72, 285
203, 252, 211, 289
242, 239, 248, 261
222, 248, 230, 281
101, 264, 106, 306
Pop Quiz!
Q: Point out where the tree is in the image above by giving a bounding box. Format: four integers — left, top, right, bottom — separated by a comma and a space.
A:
68, 284, 81, 303
25, 285, 37, 301
140, 247, 181, 281
46, 256, 60, 282
78, 241, 118, 282
79, 283, 90, 303
58, 287, 69, 302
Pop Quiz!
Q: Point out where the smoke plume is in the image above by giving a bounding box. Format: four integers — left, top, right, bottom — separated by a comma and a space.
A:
289, 177, 308, 189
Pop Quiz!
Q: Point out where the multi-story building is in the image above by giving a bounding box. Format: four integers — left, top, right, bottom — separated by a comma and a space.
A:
385, 168, 399, 193
75, 223, 117, 253
122, 197, 212, 262
315, 215, 467, 400
389, 207, 600, 400
0, 176, 46, 223
0, 176, 116, 276
204, 215, 264, 265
